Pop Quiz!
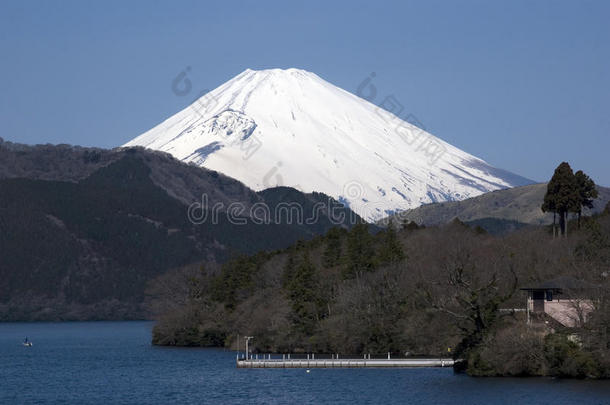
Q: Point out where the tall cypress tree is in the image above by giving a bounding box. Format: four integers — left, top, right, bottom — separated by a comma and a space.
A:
542, 162, 580, 236
574, 170, 598, 228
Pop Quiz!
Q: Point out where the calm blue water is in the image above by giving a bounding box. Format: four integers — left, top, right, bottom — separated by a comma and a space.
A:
0, 322, 609, 405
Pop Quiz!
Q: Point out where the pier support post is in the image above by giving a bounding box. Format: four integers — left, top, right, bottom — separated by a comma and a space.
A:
245, 336, 254, 360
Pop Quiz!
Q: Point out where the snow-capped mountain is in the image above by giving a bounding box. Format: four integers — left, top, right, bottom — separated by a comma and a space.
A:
124, 68, 532, 221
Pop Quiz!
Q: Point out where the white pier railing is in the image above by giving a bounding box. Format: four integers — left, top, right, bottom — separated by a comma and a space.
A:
236, 354, 455, 368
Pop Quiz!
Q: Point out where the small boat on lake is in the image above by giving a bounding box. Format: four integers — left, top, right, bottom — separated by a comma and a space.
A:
23, 337, 33, 347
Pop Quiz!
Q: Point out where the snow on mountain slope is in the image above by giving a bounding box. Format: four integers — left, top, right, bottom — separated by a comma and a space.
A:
124, 68, 532, 221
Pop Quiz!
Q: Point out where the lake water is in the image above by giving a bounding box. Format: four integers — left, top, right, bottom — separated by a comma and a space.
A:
1, 321, 609, 404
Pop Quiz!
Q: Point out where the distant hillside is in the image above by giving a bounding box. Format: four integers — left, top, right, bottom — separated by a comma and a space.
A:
381, 183, 610, 232
0, 141, 362, 321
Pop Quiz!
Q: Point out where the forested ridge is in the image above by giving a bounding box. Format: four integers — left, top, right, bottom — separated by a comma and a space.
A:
0, 143, 360, 320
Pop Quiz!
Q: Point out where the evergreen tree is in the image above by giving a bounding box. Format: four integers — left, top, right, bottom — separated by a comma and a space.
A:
284, 251, 324, 336
542, 162, 580, 236
343, 223, 375, 278
376, 226, 405, 264
322, 227, 343, 267
212, 254, 265, 310
574, 170, 598, 228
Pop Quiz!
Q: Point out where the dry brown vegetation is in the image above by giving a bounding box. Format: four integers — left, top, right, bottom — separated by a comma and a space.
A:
148, 209, 610, 377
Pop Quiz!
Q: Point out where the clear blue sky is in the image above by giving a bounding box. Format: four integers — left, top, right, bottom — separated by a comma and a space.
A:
1, 0, 608, 185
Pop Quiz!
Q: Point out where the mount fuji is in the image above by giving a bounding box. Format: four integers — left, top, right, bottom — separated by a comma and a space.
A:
124, 68, 532, 221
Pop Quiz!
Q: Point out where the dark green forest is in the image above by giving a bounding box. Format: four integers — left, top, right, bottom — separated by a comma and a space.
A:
0, 147, 360, 320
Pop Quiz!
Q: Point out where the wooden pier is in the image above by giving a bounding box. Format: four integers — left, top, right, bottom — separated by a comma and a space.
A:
236, 354, 454, 368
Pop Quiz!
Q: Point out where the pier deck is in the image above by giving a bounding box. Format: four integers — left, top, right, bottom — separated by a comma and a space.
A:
237, 357, 454, 368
